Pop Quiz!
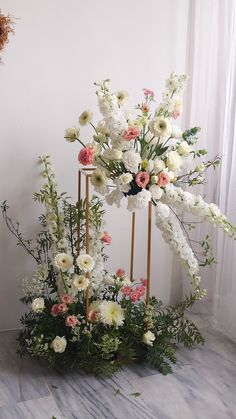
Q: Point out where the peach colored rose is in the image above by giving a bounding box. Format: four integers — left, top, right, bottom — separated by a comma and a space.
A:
123, 127, 140, 141
101, 231, 112, 245
57, 303, 68, 314
135, 171, 150, 188
65, 315, 79, 328
116, 268, 125, 278
78, 147, 94, 165
51, 304, 59, 317
59, 294, 74, 304
157, 172, 170, 187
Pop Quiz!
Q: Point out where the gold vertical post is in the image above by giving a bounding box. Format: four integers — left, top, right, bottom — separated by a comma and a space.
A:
130, 212, 136, 281
85, 175, 90, 321
77, 170, 81, 256
146, 202, 152, 305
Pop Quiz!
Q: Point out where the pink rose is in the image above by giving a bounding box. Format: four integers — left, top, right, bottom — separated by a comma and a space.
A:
51, 304, 59, 317
60, 294, 74, 304
121, 286, 132, 296
116, 268, 125, 278
143, 88, 154, 97
57, 303, 68, 314
135, 171, 150, 188
101, 231, 112, 245
78, 147, 94, 166
141, 278, 147, 286
89, 309, 98, 322
171, 110, 180, 120
65, 315, 79, 328
130, 291, 140, 302
157, 172, 170, 187
123, 127, 140, 141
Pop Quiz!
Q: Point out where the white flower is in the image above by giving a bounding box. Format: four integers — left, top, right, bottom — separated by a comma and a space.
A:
51, 336, 67, 353
115, 90, 128, 105
166, 150, 183, 171
54, 253, 73, 272
103, 148, 122, 160
116, 173, 133, 193
155, 202, 170, 218
195, 163, 205, 173
146, 159, 154, 173
87, 142, 102, 157
105, 189, 123, 207
171, 125, 182, 139
153, 158, 166, 173
177, 141, 192, 157
127, 189, 152, 212
104, 275, 115, 285
72, 274, 89, 291
151, 175, 158, 184
149, 185, 163, 200
79, 110, 93, 126
149, 117, 171, 138
123, 150, 141, 173
96, 120, 110, 136
172, 96, 183, 112
99, 301, 125, 327
31, 297, 45, 313
143, 331, 155, 346
90, 168, 108, 194
64, 127, 79, 142
77, 254, 95, 273
57, 238, 69, 250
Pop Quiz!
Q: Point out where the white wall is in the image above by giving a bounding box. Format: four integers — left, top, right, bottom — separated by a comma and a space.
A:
0, 0, 189, 330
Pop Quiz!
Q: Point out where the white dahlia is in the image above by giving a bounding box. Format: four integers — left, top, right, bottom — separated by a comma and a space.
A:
143, 331, 155, 346
76, 254, 94, 273
31, 297, 45, 313
51, 336, 67, 353
54, 253, 73, 272
99, 301, 125, 327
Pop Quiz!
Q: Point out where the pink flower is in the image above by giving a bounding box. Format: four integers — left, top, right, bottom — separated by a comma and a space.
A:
89, 309, 97, 322
171, 110, 180, 120
141, 278, 147, 286
143, 88, 154, 97
78, 146, 94, 166
141, 103, 149, 114
135, 171, 150, 188
130, 291, 140, 302
123, 127, 140, 141
121, 286, 132, 296
57, 303, 68, 314
51, 304, 59, 317
116, 268, 125, 278
65, 315, 79, 328
60, 294, 74, 304
136, 285, 146, 297
157, 172, 170, 187
101, 231, 112, 245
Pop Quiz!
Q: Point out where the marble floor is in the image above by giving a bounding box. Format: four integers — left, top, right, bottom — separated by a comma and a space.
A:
0, 315, 236, 419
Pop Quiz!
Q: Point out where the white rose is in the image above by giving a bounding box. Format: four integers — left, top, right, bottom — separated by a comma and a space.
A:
51, 336, 67, 353
31, 297, 45, 313
103, 148, 122, 160
153, 159, 166, 174
143, 330, 155, 346
149, 185, 163, 200
118, 173, 133, 185
76, 254, 95, 273
177, 141, 192, 157
166, 151, 183, 171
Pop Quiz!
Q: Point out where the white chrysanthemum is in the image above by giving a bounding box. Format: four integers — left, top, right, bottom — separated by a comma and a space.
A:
77, 254, 95, 273
99, 301, 125, 327
153, 158, 166, 173
123, 150, 141, 173
90, 168, 108, 194
149, 117, 171, 138
79, 110, 93, 126
31, 297, 45, 313
72, 274, 89, 291
105, 189, 123, 207
149, 185, 163, 200
127, 189, 152, 212
115, 90, 129, 105
54, 253, 73, 272
166, 150, 183, 171
103, 148, 122, 160
51, 336, 67, 353
143, 331, 155, 346
177, 141, 192, 157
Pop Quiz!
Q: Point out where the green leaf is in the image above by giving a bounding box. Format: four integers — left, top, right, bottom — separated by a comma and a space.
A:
130, 392, 142, 397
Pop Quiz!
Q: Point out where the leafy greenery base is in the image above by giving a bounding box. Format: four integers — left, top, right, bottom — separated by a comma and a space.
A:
17, 294, 203, 376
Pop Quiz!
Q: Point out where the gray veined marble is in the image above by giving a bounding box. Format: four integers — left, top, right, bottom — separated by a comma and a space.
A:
0, 315, 236, 419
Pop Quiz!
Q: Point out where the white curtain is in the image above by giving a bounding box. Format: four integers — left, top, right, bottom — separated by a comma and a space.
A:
185, 0, 236, 338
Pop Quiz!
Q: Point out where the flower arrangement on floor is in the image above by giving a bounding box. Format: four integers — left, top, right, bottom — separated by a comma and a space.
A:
65, 73, 236, 299
2, 157, 204, 376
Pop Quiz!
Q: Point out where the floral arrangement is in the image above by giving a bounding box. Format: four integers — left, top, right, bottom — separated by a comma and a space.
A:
65, 73, 236, 299
0, 9, 15, 62
2, 156, 204, 375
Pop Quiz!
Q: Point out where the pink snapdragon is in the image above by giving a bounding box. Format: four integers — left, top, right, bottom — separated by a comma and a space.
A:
143, 88, 154, 97
78, 146, 94, 165
65, 315, 79, 328
60, 294, 74, 304
135, 171, 150, 188
123, 127, 140, 141
116, 268, 125, 278
101, 231, 112, 245
157, 172, 170, 187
